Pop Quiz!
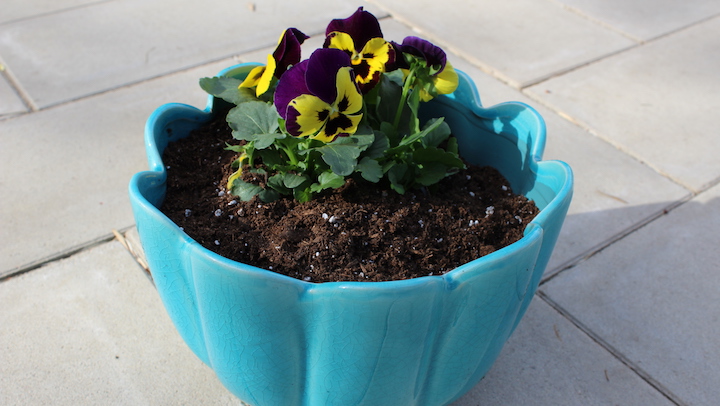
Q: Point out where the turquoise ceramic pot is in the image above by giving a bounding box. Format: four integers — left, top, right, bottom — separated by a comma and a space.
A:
129, 63, 573, 406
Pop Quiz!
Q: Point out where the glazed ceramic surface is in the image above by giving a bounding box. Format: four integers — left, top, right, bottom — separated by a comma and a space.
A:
129, 64, 573, 406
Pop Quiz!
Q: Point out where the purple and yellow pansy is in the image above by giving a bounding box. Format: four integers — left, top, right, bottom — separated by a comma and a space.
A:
323, 7, 394, 93
274, 48, 363, 143
240, 28, 309, 97
399, 36, 459, 101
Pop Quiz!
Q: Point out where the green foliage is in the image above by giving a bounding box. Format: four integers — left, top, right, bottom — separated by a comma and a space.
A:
199, 76, 256, 105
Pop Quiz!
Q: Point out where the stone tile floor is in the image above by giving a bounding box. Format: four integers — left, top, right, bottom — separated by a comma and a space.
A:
1, 0, 718, 404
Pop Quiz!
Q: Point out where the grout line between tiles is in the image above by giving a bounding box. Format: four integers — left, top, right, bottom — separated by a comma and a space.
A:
540, 173, 720, 285
0, 56, 38, 112
540, 194, 693, 284
545, 0, 644, 43
519, 86, 700, 193
537, 292, 687, 406
0, 226, 134, 283
0, 0, 115, 27
0, 29, 337, 116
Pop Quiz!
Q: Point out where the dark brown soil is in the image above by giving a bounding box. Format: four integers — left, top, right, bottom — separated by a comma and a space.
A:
160, 114, 539, 282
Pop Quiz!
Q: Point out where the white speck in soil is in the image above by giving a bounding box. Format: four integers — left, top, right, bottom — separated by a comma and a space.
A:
214, 240, 220, 245
218, 190, 226, 197
502, 185, 508, 191
214, 209, 222, 217
228, 200, 237, 206
184, 209, 192, 217
469, 191, 476, 197
485, 206, 495, 217
322, 213, 329, 220
303, 276, 311, 282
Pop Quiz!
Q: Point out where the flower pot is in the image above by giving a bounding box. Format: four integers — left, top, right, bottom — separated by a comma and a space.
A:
128, 63, 573, 406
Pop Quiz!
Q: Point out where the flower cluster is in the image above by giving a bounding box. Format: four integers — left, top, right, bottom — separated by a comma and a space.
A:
200, 7, 463, 202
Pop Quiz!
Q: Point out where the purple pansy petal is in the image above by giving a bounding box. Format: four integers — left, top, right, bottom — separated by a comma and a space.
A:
273, 28, 309, 76
325, 7, 382, 51
284, 105, 304, 137
274, 60, 309, 119
401, 36, 447, 71
384, 41, 408, 71
305, 48, 352, 105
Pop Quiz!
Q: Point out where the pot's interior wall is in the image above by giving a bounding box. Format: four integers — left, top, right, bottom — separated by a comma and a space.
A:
419, 100, 537, 196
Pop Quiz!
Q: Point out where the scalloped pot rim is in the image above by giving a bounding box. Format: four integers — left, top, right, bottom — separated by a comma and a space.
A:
134, 63, 572, 290
128, 62, 573, 405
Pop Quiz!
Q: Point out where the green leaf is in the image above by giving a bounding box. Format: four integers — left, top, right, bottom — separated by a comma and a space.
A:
414, 162, 448, 186
357, 157, 383, 183
266, 174, 290, 194
231, 130, 285, 149
376, 74, 403, 124
199, 77, 257, 105
226, 101, 280, 139
230, 179, 263, 201
447, 136, 460, 155
258, 188, 280, 202
317, 143, 362, 176
293, 187, 313, 203
282, 173, 308, 189
421, 119, 451, 148
224, 144, 245, 153
380, 121, 399, 147
388, 163, 408, 194
349, 133, 375, 152
311, 171, 345, 192
256, 149, 284, 168
364, 130, 390, 159
413, 146, 465, 168
406, 86, 422, 134
398, 117, 445, 148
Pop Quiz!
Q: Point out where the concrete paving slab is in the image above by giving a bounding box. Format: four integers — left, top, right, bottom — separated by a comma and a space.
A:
526, 16, 720, 192
0, 58, 236, 277
541, 183, 720, 406
367, 0, 636, 87
0, 0, 384, 109
451, 298, 673, 405
443, 57, 691, 274
0, 0, 104, 25
553, 0, 720, 41
0, 73, 26, 118
0, 240, 235, 405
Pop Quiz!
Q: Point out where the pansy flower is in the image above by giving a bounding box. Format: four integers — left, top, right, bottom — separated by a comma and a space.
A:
400, 36, 459, 101
240, 28, 309, 97
323, 7, 394, 92
274, 48, 363, 143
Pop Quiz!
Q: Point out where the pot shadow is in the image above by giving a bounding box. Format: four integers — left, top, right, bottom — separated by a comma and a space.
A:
449, 194, 719, 405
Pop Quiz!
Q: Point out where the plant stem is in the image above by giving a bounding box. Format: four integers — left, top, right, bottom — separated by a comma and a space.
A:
393, 69, 416, 131
280, 142, 299, 166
